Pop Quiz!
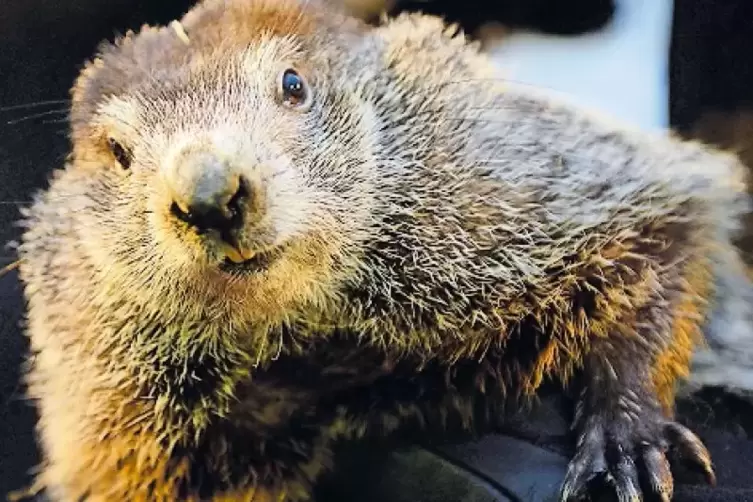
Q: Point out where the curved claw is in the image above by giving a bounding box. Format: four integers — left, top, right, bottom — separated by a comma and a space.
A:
560, 420, 713, 502
559, 448, 607, 501
640, 445, 674, 502
609, 448, 642, 502
664, 422, 716, 486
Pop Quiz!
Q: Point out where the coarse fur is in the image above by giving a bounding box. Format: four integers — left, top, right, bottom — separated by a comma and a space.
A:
13, 0, 753, 500
678, 109, 753, 401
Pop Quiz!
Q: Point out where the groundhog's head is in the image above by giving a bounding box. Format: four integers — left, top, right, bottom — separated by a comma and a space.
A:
37, 0, 384, 320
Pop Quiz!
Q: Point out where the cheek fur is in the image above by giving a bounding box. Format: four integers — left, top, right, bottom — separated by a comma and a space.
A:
260, 156, 321, 242
296, 93, 380, 240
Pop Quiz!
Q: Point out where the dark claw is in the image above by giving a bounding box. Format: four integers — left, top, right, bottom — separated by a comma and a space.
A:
559, 447, 607, 501
561, 419, 713, 502
664, 422, 716, 486
609, 446, 642, 502
640, 445, 673, 502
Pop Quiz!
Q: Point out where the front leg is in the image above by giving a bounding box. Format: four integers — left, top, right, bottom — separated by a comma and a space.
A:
559, 319, 716, 502
18, 395, 334, 502
16, 335, 335, 502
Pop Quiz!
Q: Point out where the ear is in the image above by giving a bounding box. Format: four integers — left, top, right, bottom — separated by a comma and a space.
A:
68, 21, 186, 147
370, 12, 490, 85
177, 0, 335, 43
69, 46, 115, 133
68, 29, 141, 138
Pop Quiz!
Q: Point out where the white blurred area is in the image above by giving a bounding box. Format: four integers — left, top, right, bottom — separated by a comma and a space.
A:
484, 0, 674, 131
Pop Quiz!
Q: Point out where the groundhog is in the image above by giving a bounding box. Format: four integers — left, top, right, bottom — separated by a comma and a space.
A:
14, 0, 753, 500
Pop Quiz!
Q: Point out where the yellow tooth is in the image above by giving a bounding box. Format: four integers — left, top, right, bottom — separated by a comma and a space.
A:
221, 244, 246, 264
240, 248, 256, 260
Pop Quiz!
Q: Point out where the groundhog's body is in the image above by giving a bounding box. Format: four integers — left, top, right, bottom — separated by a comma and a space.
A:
15, 0, 750, 500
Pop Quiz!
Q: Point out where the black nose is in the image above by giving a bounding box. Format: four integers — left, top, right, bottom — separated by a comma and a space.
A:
168, 151, 247, 233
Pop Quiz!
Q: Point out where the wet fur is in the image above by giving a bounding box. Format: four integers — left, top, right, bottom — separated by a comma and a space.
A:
14, 0, 753, 500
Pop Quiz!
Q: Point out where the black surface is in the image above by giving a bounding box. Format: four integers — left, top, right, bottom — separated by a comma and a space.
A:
2, 1, 753, 501
668, 0, 753, 134
388, 0, 616, 36
315, 392, 753, 501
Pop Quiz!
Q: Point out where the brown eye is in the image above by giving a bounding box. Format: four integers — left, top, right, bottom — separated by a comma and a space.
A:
278, 68, 310, 109
107, 137, 132, 170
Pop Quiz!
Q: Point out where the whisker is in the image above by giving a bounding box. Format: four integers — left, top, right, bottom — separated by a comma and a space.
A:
6, 109, 69, 125
42, 119, 70, 125
0, 259, 21, 278
0, 99, 69, 112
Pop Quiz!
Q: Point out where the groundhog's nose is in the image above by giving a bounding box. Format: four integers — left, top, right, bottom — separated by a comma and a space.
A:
167, 151, 247, 234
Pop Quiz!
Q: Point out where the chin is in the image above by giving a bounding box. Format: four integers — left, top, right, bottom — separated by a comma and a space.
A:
161, 230, 343, 318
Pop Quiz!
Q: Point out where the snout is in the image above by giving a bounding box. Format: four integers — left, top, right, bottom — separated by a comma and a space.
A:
166, 149, 247, 235
163, 147, 264, 262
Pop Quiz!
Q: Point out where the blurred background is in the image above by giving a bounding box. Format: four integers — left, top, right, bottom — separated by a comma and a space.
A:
2, 0, 753, 499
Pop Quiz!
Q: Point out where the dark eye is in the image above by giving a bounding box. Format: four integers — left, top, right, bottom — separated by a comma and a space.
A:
107, 138, 132, 170
279, 68, 310, 108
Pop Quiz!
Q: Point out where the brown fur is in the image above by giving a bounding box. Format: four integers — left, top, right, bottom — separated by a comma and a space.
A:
14, 0, 753, 500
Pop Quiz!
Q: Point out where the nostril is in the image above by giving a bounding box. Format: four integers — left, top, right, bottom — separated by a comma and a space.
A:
171, 201, 233, 233
170, 200, 194, 225
170, 200, 212, 230
169, 175, 249, 233
227, 177, 248, 220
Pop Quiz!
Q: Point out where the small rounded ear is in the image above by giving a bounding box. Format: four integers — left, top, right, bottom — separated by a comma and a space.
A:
68, 31, 137, 139
177, 0, 334, 37
370, 12, 489, 79
69, 54, 108, 138
68, 23, 171, 145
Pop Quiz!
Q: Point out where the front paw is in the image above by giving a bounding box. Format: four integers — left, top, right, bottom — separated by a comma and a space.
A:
559, 416, 715, 502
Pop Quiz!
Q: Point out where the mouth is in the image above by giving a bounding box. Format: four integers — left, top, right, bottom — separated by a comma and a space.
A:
217, 242, 282, 275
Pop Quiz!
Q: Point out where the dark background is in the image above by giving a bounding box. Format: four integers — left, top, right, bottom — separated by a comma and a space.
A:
2, 0, 753, 499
